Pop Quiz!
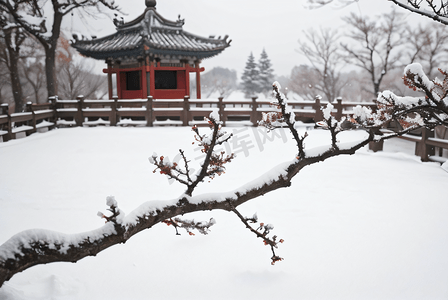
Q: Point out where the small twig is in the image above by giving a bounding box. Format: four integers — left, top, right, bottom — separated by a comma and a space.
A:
179, 149, 192, 183
231, 206, 284, 265
272, 83, 307, 158
186, 120, 234, 196
162, 217, 215, 236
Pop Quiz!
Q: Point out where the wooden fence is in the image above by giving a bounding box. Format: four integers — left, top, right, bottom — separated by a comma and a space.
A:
0, 95, 446, 164
371, 128, 448, 163
0, 95, 371, 138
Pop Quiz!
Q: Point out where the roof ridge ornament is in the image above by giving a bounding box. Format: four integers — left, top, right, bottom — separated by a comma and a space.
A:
146, 0, 156, 8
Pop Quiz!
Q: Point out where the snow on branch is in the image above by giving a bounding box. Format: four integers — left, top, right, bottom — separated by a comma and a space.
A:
389, 0, 448, 26
306, 0, 448, 25
231, 208, 284, 265
162, 217, 216, 236
259, 82, 308, 158
1, 67, 447, 287
352, 63, 448, 135
150, 112, 234, 197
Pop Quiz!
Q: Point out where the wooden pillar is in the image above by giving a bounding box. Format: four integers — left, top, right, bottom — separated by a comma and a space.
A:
195, 61, 201, 99
335, 97, 343, 121
185, 66, 190, 98
107, 63, 113, 100
183, 95, 190, 126
141, 65, 147, 99
368, 128, 384, 152
251, 97, 257, 126
369, 140, 384, 152
146, 96, 153, 127
218, 97, 224, 126
76, 95, 84, 127
313, 96, 323, 122
416, 128, 435, 161
145, 58, 151, 98
110, 97, 117, 126
1, 103, 12, 142
26, 102, 37, 134
147, 61, 155, 97
116, 70, 121, 99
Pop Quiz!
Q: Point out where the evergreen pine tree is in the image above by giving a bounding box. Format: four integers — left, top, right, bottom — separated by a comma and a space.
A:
258, 49, 275, 95
241, 52, 260, 98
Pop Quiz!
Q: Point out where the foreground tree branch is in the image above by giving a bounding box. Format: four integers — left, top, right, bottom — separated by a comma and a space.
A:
230, 208, 284, 265
389, 0, 448, 26
306, 0, 448, 26
1, 65, 447, 287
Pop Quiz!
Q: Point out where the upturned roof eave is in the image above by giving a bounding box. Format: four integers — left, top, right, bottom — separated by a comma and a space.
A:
75, 44, 228, 61
70, 5, 231, 62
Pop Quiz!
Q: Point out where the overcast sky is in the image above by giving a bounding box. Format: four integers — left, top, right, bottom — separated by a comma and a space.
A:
68, 0, 434, 78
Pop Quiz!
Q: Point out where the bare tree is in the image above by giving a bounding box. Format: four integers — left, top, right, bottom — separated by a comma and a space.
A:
58, 60, 107, 100
0, 8, 27, 112
1, 62, 447, 287
19, 34, 46, 104
0, 64, 10, 105
201, 67, 237, 98
297, 27, 346, 102
21, 59, 46, 103
341, 10, 405, 96
305, 0, 356, 9
339, 70, 373, 102
406, 22, 448, 78
289, 64, 321, 100
56, 36, 107, 100
1, 0, 119, 98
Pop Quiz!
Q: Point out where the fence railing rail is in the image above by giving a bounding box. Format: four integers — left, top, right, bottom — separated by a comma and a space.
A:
1, 96, 446, 164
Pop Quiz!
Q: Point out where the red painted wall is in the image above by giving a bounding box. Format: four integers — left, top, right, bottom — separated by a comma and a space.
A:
113, 67, 194, 99
120, 70, 144, 99
154, 89, 186, 99
177, 71, 186, 89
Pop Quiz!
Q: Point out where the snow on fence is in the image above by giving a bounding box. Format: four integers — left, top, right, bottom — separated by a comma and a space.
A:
0, 96, 446, 163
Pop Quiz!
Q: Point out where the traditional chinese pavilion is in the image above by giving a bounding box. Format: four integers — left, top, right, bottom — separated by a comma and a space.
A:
72, 0, 230, 99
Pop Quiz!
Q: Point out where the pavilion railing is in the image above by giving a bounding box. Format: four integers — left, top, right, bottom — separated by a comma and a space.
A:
0, 96, 446, 164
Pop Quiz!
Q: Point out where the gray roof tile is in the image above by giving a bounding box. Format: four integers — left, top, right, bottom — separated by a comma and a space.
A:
72, 8, 230, 61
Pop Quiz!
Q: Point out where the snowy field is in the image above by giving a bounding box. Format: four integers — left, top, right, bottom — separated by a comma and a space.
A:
0, 126, 447, 300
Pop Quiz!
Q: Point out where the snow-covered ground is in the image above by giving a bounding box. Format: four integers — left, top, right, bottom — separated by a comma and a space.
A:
0, 126, 447, 300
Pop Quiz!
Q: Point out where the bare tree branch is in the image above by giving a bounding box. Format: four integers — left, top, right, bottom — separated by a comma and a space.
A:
306, 0, 448, 25
297, 27, 346, 102
389, 0, 448, 26
341, 10, 405, 96
1, 0, 120, 98
1, 64, 447, 287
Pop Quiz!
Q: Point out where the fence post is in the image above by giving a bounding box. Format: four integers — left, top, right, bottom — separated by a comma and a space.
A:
416, 128, 435, 161
76, 95, 84, 126
183, 95, 190, 126
110, 96, 117, 126
1, 103, 12, 142
335, 97, 343, 121
218, 97, 225, 126
313, 95, 323, 122
146, 96, 153, 127
251, 97, 258, 126
47, 97, 57, 129
48, 95, 58, 128
368, 128, 384, 152
26, 102, 37, 134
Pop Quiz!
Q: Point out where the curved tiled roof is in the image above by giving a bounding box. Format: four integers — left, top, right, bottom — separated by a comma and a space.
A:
72, 7, 230, 61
